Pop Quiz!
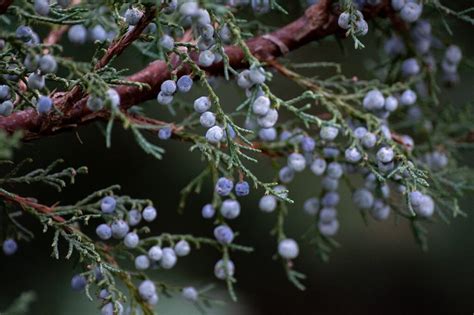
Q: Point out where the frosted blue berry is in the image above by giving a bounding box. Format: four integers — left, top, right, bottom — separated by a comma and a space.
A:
400, 2, 422, 23
214, 225, 234, 244
100, 303, 115, 315
279, 166, 295, 184
0, 101, 14, 117
99, 289, 110, 300
319, 207, 337, 223
361, 132, 377, 148
100, 196, 116, 214
38, 54, 57, 74
34, 0, 50, 16
199, 23, 215, 40
378, 160, 395, 174
214, 259, 235, 280
237, 70, 253, 89
445, 45, 462, 65
410, 191, 424, 207
16, 26, 33, 42
177, 75, 193, 93
391, 0, 405, 11
322, 191, 340, 207
235, 181, 250, 197
196, 8, 211, 25
96, 224, 112, 240
160, 34, 175, 51
127, 209, 142, 226
68, 25, 87, 44
345, 147, 362, 163
101, 302, 124, 315
106, 89, 120, 108
278, 238, 299, 259
198, 50, 215, 67
424, 151, 448, 171
326, 162, 343, 179
257, 108, 278, 128
37, 95, 52, 114
200, 111, 216, 128
401, 58, 420, 77
215, 177, 234, 196
86, 96, 104, 112
135, 255, 150, 270
174, 240, 191, 257
27, 73, 44, 91
194, 96, 211, 113
354, 127, 368, 139
310, 158, 327, 176
160, 80, 177, 95
206, 126, 224, 143
197, 36, 214, 50
225, 126, 237, 141
138, 280, 156, 300
89, 25, 107, 42
0, 85, 10, 100
376, 147, 394, 163
148, 245, 163, 261
163, 0, 178, 14
182, 286, 198, 301
384, 35, 406, 56
441, 59, 457, 74
301, 136, 316, 152
3, 239, 18, 256
258, 127, 277, 141
400, 89, 417, 106
363, 89, 385, 111
287, 153, 306, 172
219, 24, 232, 43
160, 247, 177, 269
353, 188, 374, 209
111, 220, 129, 239
355, 19, 369, 36
384, 95, 398, 112
124, 7, 143, 25
71, 274, 87, 291
320, 126, 338, 141
410, 191, 434, 217
273, 185, 287, 200
201, 204, 215, 219
158, 127, 172, 140
249, 66, 266, 84
322, 176, 339, 191
251, 0, 270, 14
338, 12, 351, 29
318, 220, 339, 236
370, 199, 391, 221
124, 232, 139, 248
303, 197, 319, 216
252, 96, 270, 116
94, 267, 103, 281
259, 195, 277, 213
142, 206, 157, 222
157, 91, 173, 105
220, 199, 240, 219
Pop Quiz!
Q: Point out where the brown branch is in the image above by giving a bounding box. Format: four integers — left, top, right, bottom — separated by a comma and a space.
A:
0, 0, 13, 14
0, 190, 65, 223
0, 0, 392, 140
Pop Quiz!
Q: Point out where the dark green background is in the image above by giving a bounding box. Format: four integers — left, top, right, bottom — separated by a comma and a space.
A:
1, 2, 473, 314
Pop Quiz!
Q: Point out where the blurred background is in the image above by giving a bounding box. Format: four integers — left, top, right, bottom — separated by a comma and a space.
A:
1, 2, 473, 314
